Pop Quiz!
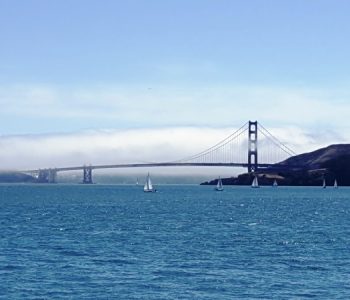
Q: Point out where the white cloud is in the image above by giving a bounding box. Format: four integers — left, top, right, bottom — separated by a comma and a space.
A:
0, 125, 347, 173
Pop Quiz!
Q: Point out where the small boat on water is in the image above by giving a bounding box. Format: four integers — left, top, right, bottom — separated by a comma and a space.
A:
272, 179, 278, 187
251, 175, 259, 188
215, 176, 224, 191
136, 178, 139, 186
334, 179, 338, 189
322, 178, 326, 189
144, 173, 156, 192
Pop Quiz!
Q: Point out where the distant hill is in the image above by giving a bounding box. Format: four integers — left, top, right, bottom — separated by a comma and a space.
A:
0, 172, 35, 183
202, 144, 350, 186
278, 144, 350, 169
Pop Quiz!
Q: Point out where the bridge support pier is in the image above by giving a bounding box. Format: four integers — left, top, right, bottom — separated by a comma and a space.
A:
83, 166, 93, 184
48, 169, 57, 183
37, 168, 57, 183
248, 121, 258, 173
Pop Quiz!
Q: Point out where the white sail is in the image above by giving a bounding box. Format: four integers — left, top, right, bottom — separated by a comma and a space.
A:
136, 178, 139, 185
322, 178, 326, 189
144, 173, 155, 192
273, 179, 278, 187
334, 179, 338, 188
251, 176, 259, 188
215, 176, 224, 191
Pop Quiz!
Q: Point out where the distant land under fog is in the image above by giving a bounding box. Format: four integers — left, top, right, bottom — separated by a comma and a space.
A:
1, 144, 350, 186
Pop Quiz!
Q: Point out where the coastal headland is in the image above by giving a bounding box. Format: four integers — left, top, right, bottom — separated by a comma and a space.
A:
201, 144, 350, 186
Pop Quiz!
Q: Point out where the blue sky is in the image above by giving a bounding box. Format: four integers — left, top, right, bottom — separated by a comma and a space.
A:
0, 0, 350, 169
1, 0, 350, 86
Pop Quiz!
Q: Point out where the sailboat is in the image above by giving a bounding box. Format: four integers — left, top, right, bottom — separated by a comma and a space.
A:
334, 179, 338, 189
215, 176, 224, 191
251, 175, 259, 188
144, 173, 156, 192
272, 179, 278, 187
322, 178, 326, 189
136, 178, 139, 186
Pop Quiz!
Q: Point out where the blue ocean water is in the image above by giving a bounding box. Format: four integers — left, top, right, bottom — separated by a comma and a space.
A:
1, 184, 350, 299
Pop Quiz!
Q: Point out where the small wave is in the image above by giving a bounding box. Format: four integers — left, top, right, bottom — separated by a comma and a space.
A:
93, 258, 135, 265
0, 264, 24, 271
153, 269, 195, 277
59, 250, 88, 257
293, 293, 318, 298
287, 264, 329, 271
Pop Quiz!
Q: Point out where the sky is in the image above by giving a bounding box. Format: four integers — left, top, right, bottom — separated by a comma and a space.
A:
0, 0, 350, 172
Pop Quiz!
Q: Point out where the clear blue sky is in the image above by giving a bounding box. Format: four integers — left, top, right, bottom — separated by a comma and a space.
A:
0, 0, 350, 134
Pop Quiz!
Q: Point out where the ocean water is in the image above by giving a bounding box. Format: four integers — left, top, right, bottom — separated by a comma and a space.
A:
1, 184, 350, 299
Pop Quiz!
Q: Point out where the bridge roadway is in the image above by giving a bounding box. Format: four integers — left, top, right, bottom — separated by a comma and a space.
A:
25, 162, 299, 183
27, 162, 275, 173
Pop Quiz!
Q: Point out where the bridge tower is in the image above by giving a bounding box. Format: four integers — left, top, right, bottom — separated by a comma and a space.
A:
83, 166, 93, 184
248, 121, 258, 173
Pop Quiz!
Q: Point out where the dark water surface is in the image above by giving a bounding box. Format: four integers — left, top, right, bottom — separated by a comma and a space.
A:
1, 184, 350, 299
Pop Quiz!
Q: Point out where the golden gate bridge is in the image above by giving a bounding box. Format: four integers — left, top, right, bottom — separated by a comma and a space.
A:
25, 121, 297, 183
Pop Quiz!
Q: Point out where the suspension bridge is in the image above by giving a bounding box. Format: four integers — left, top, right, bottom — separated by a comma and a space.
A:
25, 121, 297, 183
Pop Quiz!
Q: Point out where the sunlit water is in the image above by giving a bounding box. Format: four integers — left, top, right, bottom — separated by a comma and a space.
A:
1, 184, 350, 299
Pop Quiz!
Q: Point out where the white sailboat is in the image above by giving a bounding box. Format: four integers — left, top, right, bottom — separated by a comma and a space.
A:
251, 175, 259, 188
144, 173, 156, 192
334, 179, 338, 189
215, 176, 224, 191
322, 178, 326, 189
272, 179, 278, 187
136, 178, 139, 186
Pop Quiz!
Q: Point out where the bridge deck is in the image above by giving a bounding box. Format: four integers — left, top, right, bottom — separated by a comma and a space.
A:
25, 162, 275, 173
